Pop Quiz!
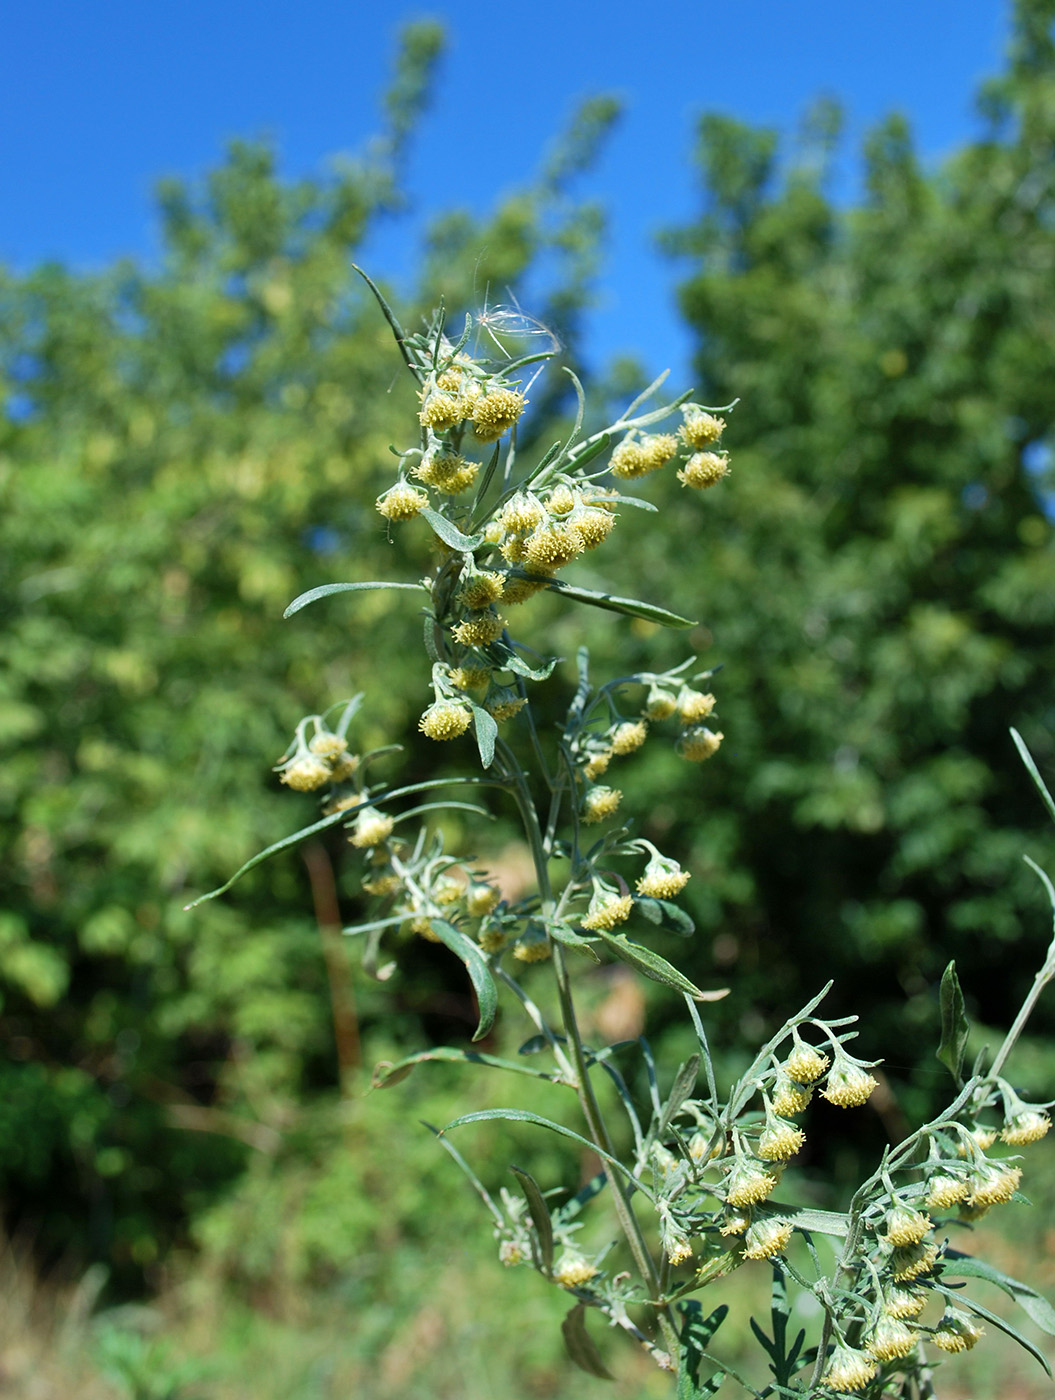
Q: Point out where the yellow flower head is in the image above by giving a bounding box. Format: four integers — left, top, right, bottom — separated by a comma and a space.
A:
376, 482, 429, 520
725, 1159, 777, 1208
680, 410, 725, 450
640, 433, 679, 471
884, 1287, 926, 1320
677, 726, 723, 762
419, 700, 473, 741
770, 1076, 812, 1117
581, 785, 623, 825
349, 807, 395, 849
362, 871, 401, 898
865, 1317, 920, 1362
544, 483, 576, 515
678, 452, 730, 490
415, 452, 479, 495
583, 748, 613, 781
449, 666, 492, 693
636, 857, 690, 900
329, 752, 360, 783
452, 613, 505, 647
570, 507, 616, 550
581, 892, 634, 931
968, 1164, 1022, 1207
458, 570, 506, 610
609, 438, 648, 479
465, 881, 500, 918
757, 1119, 806, 1162
500, 494, 544, 532
1001, 1110, 1051, 1145
513, 932, 552, 963
820, 1064, 877, 1108
553, 1252, 598, 1288
822, 1346, 878, 1393
742, 1218, 792, 1261
308, 732, 348, 758
609, 719, 648, 755
783, 1043, 830, 1085
485, 688, 528, 723
523, 522, 583, 573
925, 1174, 970, 1211
280, 755, 331, 791
472, 388, 526, 442
931, 1308, 984, 1353
644, 687, 678, 721
889, 1240, 939, 1282
502, 577, 549, 605
677, 688, 717, 725
884, 1205, 933, 1247
418, 390, 466, 431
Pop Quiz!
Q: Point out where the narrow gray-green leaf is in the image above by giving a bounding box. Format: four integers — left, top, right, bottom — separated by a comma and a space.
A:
541, 578, 696, 629
419, 507, 484, 552
441, 1109, 653, 1198
371, 1047, 563, 1090
658, 1055, 700, 1135
936, 960, 969, 1085
468, 703, 498, 769
184, 806, 358, 908
635, 896, 696, 937
510, 1165, 554, 1273
561, 1304, 614, 1381
283, 579, 426, 618
351, 263, 421, 380
594, 931, 727, 1002
941, 1252, 1055, 1334
1012, 727, 1055, 825
428, 919, 498, 1041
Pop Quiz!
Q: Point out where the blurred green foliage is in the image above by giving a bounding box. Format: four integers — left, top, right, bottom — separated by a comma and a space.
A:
2, 1, 1055, 1332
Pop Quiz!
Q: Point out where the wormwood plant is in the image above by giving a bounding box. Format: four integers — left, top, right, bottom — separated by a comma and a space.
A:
190, 273, 1055, 1397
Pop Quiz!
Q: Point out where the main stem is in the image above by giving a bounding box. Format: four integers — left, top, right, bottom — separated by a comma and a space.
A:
496, 740, 680, 1364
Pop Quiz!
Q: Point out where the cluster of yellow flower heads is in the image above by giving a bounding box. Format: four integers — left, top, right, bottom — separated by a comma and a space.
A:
608, 407, 731, 493
275, 724, 359, 792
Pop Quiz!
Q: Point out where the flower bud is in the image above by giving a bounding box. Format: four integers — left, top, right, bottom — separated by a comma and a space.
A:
609, 720, 648, 755
280, 755, 331, 791
820, 1062, 878, 1108
821, 1345, 877, 1393
783, 1041, 830, 1085
679, 410, 725, 450
678, 452, 730, 490
581, 786, 622, 824
883, 1204, 933, 1247
581, 892, 634, 931
1001, 1110, 1050, 1145
553, 1251, 598, 1288
724, 1159, 777, 1208
865, 1316, 919, 1362
677, 727, 723, 762
465, 881, 500, 918
636, 856, 691, 900
924, 1174, 969, 1210
889, 1241, 939, 1282
931, 1308, 984, 1353
376, 482, 429, 520
742, 1218, 792, 1260
452, 613, 506, 647
419, 700, 473, 740
757, 1116, 806, 1162
676, 688, 717, 726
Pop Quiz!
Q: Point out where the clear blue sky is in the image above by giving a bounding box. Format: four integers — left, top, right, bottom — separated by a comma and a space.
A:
2, 1, 1009, 380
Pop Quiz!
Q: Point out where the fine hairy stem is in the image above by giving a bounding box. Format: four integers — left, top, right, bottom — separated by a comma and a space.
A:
495, 737, 680, 1362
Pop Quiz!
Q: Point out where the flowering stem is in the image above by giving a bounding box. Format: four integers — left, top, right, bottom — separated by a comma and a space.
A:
494, 737, 679, 1362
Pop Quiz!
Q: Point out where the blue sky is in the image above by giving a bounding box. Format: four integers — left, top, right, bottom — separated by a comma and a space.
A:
2, 1, 1009, 380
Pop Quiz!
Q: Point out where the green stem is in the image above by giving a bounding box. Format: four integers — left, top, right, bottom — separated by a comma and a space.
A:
495, 739, 680, 1364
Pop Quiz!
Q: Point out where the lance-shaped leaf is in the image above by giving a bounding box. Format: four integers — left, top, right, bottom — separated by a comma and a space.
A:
372, 1046, 564, 1090
561, 1304, 613, 1380
441, 1108, 653, 1198
419, 507, 484, 552
538, 577, 696, 629
941, 1251, 1055, 1334
594, 930, 728, 1002
635, 896, 696, 937
1012, 727, 1055, 825
936, 960, 969, 1085
184, 805, 356, 909
427, 919, 498, 1042
658, 1055, 700, 1135
510, 1165, 554, 1274
467, 702, 498, 769
283, 579, 426, 618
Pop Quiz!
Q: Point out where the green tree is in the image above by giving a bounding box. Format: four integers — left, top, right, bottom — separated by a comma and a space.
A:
0, 22, 618, 1280
649, 0, 1055, 1111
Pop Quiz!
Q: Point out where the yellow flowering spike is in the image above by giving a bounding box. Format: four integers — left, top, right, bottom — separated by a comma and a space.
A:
678, 452, 730, 490
471, 388, 526, 442
376, 482, 429, 520
419, 700, 473, 741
